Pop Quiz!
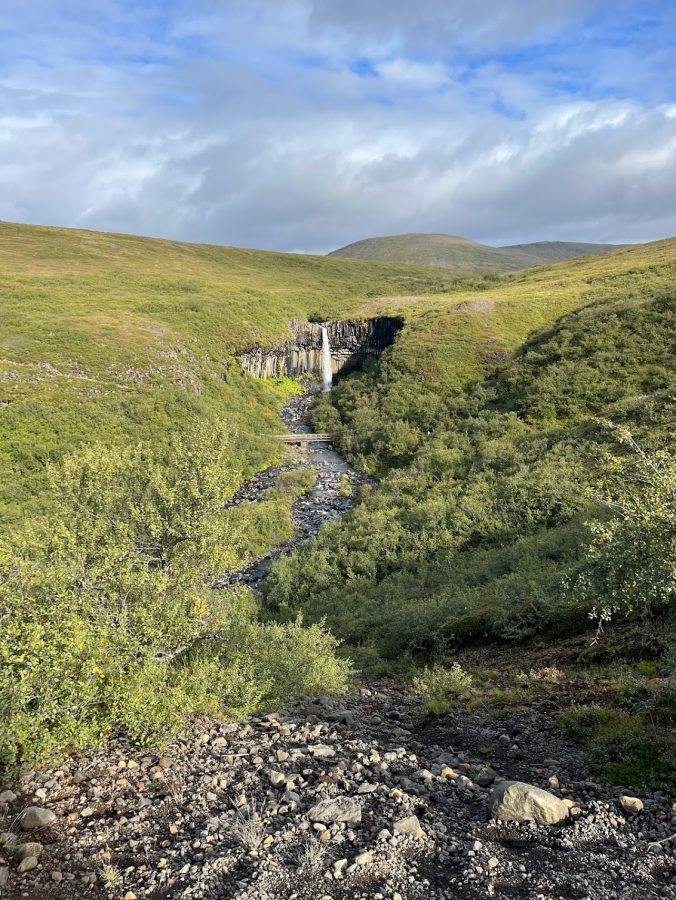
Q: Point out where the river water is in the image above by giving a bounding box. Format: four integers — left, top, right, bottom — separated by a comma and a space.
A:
216, 386, 367, 591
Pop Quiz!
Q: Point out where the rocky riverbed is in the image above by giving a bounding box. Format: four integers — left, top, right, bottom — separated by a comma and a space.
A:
217, 388, 369, 591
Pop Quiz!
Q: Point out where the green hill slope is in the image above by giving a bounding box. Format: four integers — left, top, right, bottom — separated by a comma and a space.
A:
268, 238, 676, 653
328, 232, 628, 272
0, 220, 468, 525
1, 219, 673, 778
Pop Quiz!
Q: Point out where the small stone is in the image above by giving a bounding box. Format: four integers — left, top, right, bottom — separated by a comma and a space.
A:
620, 796, 644, 816
0, 791, 17, 804
307, 798, 361, 826
476, 767, 497, 787
487, 857, 499, 869
20, 807, 56, 830
80, 806, 94, 818
0, 868, 8, 888
51, 871, 63, 882
18, 842, 43, 860
354, 850, 373, 865
158, 757, 172, 769
333, 858, 348, 878
357, 782, 377, 794
309, 744, 335, 759
393, 815, 424, 839
548, 775, 560, 790
268, 770, 286, 788
18, 856, 39, 873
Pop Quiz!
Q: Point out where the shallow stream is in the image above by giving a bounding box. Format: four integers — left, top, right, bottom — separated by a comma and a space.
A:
217, 386, 367, 591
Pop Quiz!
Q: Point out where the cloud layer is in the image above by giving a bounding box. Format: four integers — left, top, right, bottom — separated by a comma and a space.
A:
0, 0, 674, 252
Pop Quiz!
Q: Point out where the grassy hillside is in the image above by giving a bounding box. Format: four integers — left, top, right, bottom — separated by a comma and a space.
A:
1, 220, 480, 769
267, 238, 676, 652
328, 232, 628, 273
1, 220, 673, 777
0, 220, 472, 525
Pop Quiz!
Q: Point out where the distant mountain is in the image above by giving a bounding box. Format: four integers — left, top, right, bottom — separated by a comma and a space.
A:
328, 233, 629, 273
502, 240, 629, 262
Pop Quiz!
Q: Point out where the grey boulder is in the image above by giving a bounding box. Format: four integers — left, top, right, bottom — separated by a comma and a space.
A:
20, 807, 56, 830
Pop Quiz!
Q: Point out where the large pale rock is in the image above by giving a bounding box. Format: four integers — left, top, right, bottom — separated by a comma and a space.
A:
393, 815, 424, 839
309, 744, 335, 759
307, 797, 361, 825
489, 781, 569, 825
620, 795, 643, 815
18, 856, 39, 873
20, 807, 56, 830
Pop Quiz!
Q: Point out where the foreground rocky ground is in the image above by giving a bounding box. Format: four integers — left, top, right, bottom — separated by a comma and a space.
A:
1, 684, 674, 899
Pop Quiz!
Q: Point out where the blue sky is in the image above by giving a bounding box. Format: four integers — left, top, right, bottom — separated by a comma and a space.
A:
0, 0, 674, 251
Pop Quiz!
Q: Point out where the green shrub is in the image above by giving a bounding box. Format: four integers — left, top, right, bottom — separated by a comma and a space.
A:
574, 428, 675, 625
558, 704, 676, 792
413, 663, 473, 713
0, 420, 349, 771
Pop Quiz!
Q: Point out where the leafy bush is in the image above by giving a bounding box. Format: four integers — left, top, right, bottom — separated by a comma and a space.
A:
574, 427, 675, 625
413, 663, 473, 713
0, 420, 349, 771
558, 704, 676, 792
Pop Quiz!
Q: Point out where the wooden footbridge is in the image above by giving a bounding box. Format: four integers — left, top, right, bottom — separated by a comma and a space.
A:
273, 433, 336, 445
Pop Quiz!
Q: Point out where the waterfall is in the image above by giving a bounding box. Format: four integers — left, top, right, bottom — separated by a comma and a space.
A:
321, 324, 332, 392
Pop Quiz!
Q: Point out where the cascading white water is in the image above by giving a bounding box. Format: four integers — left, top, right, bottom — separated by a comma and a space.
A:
321, 324, 332, 392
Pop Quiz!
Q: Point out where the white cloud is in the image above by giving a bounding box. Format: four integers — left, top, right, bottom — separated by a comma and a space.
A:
0, 1, 673, 252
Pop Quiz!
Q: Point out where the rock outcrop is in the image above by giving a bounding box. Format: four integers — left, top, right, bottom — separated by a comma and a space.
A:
238, 317, 403, 380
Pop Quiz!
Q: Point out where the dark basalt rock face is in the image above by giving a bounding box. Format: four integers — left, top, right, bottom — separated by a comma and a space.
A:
238, 316, 403, 379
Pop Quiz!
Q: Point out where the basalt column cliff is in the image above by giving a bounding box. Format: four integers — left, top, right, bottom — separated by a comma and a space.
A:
238, 317, 403, 380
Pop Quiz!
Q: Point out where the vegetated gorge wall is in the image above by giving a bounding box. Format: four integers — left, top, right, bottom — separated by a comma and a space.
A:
238, 317, 403, 380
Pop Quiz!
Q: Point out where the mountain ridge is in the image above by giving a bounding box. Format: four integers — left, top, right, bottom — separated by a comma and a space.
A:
328, 232, 629, 273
